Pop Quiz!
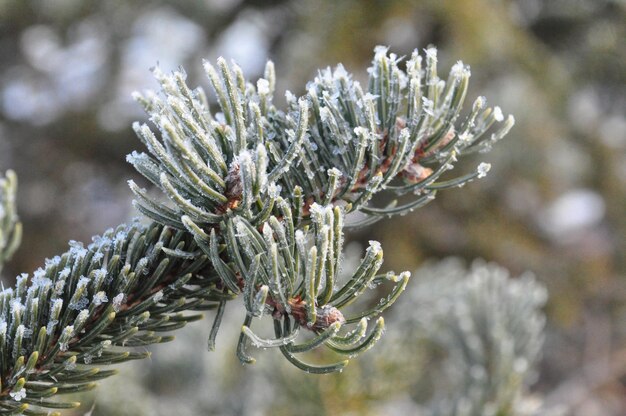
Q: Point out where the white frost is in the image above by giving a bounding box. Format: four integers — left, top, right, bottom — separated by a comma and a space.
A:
112, 293, 125, 312
450, 60, 468, 78
93, 291, 109, 306
477, 162, 491, 178
425, 46, 438, 62
369, 240, 382, 255
373, 45, 389, 60
327, 167, 343, 178
422, 97, 434, 116
493, 106, 504, 122
9, 388, 26, 401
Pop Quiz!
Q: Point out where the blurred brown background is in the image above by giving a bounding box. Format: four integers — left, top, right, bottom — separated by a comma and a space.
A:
1, 0, 625, 414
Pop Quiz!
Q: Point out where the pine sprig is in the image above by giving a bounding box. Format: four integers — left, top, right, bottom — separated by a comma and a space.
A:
267, 46, 514, 220
0, 222, 225, 414
128, 46, 514, 228
0, 47, 514, 413
226, 202, 406, 373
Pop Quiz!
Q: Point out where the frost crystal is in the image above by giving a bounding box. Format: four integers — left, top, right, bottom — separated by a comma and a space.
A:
474, 96, 486, 111
450, 60, 467, 78
59, 267, 71, 279
309, 203, 333, 219
69, 297, 89, 311
51, 298, 63, 313
33, 267, 46, 280
374, 45, 389, 60
333, 63, 349, 80
327, 167, 343, 178
126, 150, 142, 165
319, 107, 332, 123
68, 240, 83, 250
267, 183, 281, 198
236, 149, 253, 166
10, 300, 24, 316
153, 290, 164, 303
112, 293, 126, 312
477, 162, 492, 178
46, 320, 58, 334
69, 278, 90, 309
92, 291, 108, 306
425, 46, 438, 62
422, 97, 434, 116
493, 106, 504, 122
59, 326, 74, 352
369, 240, 382, 255
257, 78, 270, 95
73, 247, 88, 259
75, 310, 89, 326
15, 324, 25, 338
295, 230, 305, 245
458, 131, 473, 143
9, 388, 26, 401
93, 268, 107, 283
53, 279, 66, 297
353, 126, 368, 137
397, 70, 408, 90
16, 273, 27, 287
285, 90, 297, 104
308, 202, 322, 217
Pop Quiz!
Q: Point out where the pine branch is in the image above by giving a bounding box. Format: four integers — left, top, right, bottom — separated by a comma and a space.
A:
0, 222, 220, 414
0, 47, 514, 413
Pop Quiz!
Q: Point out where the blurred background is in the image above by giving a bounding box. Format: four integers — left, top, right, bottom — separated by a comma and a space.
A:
0, 0, 625, 414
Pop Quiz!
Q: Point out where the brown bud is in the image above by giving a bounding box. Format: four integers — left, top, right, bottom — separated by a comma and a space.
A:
401, 162, 433, 183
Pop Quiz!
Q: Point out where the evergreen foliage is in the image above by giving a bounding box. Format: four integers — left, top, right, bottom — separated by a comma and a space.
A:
0, 47, 514, 414
399, 259, 548, 415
